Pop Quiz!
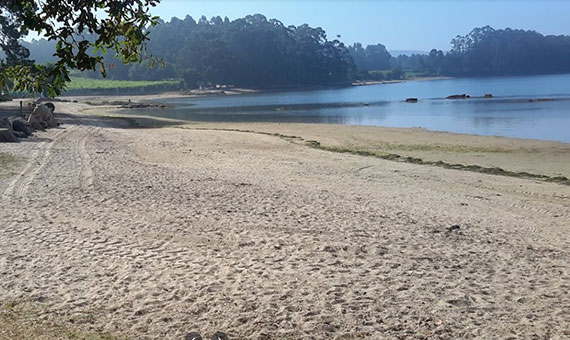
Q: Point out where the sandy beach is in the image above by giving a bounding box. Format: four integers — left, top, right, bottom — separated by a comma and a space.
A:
1, 99, 569, 339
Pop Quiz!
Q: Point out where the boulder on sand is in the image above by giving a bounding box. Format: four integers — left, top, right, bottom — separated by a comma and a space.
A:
31, 104, 53, 123
0, 128, 18, 143
28, 103, 59, 129
10, 117, 32, 136
12, 130, 28, 139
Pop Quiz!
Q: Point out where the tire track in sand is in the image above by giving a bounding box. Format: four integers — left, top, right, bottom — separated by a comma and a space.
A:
78, 128, 94, 189
2, 127, 70, 202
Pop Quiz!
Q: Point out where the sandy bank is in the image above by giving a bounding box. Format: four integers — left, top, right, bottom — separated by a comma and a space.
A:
79, 97, 570, 181
1, 100, 569, 339
352, 76, 452, 86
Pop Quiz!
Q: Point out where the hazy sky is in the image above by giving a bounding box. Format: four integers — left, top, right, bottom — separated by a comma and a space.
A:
151, 0, 570, 51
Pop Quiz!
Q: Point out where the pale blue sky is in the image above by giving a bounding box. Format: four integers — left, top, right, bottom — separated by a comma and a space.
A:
151, 0, 570, 51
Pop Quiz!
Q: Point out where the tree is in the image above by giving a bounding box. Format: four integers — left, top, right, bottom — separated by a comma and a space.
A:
146, 14, 354, 88
0, 0, 160, 96
348, 43, 391, 71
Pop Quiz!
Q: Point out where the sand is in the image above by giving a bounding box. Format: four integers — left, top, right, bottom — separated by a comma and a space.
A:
1, 100, 569, 339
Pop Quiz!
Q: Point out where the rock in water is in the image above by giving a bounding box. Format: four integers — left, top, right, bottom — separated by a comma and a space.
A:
446, 94, 469, 99
405, 98, 418, 103
0, 128, 18, 143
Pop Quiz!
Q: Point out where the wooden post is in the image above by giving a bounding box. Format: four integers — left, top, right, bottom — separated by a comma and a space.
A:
20, 100, 23, 116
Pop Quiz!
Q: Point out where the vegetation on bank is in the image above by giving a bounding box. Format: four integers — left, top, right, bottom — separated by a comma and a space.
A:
0, 300, 125, 340
0, 152, 21, 179
65, 77, 180, 95
177, 126, 569, 186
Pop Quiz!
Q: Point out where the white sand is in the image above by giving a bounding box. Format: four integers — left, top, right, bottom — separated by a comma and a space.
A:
0, 102, 569, 339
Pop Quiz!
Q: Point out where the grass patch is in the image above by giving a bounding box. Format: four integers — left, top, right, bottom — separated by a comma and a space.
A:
181, 127, 570, 186
97, 114, 185, 129
370, 142, 512, 153
0, 300, 125, 340
305, 141, 569, 185
0, 152, 22, 179
65, 77, 180, 95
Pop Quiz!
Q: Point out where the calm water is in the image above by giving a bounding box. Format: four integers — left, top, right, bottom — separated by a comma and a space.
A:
118, 74, 570, 142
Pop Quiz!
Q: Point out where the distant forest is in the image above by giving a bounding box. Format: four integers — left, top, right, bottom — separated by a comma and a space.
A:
16, 14, 570, 89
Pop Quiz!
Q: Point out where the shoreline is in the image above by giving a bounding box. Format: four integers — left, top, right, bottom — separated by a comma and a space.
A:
3, 96, 569, 181
74, 99, 570, 180
1, 99, 569, 339
352, 76, 452, 86
9, 75, 449, 104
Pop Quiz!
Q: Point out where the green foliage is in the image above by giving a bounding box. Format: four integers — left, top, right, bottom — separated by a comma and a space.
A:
348, 43, 391, 71
33, 14, 356, 89
0, 0, 160, 96
387, 26, 570, 77
65, 77, 179, 94
386, 68, 403, 80
153, 14, 355, 88
444, 26, 570, 76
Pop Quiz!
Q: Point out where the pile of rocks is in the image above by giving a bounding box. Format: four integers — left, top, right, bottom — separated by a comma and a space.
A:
0, 102, 60, 143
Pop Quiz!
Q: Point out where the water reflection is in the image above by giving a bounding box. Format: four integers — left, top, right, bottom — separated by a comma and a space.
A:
113, 74, 570, 142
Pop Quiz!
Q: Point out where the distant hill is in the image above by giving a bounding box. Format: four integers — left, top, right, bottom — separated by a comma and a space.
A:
388, 50, 429, 56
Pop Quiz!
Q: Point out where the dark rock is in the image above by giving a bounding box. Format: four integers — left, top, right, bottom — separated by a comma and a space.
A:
12, 130, 28, 138
446, 94, 469, 99
211, 332, 229, 340
29, 120, 47, 131
447, 225, 461, 232
0, 128, 18, 142
119, 102, 172, 109
184, 332, 202, 340
484, 94, 493, 98
405, 98, 418, 103
11, 118, 32, 136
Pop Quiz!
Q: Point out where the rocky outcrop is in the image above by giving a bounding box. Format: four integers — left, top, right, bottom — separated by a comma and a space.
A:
1, 101, 60, 142
405, 98, 418, 103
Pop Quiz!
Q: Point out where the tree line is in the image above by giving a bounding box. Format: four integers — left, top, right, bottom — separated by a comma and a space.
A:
387, 26, 570, 78
13, 20, 570, 90
19, 14, 356, 89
